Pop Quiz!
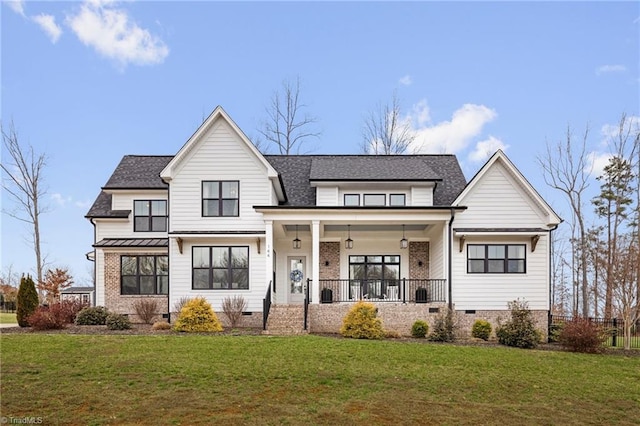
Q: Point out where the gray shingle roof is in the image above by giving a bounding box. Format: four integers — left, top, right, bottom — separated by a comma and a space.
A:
103, 155, 172, 189
87, 153, 467, 217
309, 156, 441, 181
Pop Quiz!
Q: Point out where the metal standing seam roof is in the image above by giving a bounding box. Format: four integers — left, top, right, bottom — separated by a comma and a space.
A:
93, 238, 169, 248
86, 153, 467, 217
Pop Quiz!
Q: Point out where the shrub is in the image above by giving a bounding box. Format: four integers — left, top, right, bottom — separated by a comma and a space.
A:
496, 300, 541, 349
172, 296, 192, 315
16, 275, 39, 327
340, 301, 384, 340
106, 313, 131, 330
152, 321, 172, 330
558, 317, 606, 353
428, 308, 457, 342
385, 330, 401, 339
222, 295, 247, 328
548, 322, 564, 343
27, 305, 66, 330
472, 319, 492, 341
133, 299, 159, 324
75, 306, 109, 325
411, 320, 429, 338
174, 297, 223, 333
26, 300, 87, 330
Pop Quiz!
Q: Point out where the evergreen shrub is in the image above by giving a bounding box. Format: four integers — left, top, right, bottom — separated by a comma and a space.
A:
340, 301, 384, 339
173, 297, 223, 332
16, 275, 39, 327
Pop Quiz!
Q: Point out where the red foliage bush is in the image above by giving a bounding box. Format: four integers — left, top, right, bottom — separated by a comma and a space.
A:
558, 317, 607, 353
26, 300, 88, 330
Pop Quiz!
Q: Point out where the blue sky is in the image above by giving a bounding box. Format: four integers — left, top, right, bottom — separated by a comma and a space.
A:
1, 1, 638, 285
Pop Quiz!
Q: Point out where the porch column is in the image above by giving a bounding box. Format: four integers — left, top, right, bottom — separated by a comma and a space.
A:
265, 220, 274, 297
311, 220, 320, 304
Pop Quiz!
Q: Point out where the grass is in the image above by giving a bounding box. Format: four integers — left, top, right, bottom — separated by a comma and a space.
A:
1, 334, 639, 425
0, 312, 17, 324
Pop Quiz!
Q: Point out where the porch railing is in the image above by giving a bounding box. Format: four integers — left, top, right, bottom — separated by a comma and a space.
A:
316, 279, 446, 303
262, 281, 272, 330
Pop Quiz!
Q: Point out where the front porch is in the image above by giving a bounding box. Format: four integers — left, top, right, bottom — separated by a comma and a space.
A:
316, 278, 446, 303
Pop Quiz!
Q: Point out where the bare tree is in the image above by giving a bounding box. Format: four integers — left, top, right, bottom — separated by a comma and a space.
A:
612, 233, 638, 350
258, 77, 320, 154
1, 121, 48, 297
538, 126, 591, 317
361, 92, 415, 155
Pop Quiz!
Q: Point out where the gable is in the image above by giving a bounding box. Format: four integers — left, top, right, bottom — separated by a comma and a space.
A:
454, 151, 561, 228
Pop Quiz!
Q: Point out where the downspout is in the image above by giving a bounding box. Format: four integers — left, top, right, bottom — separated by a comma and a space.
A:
548, 223, 559, 314
90, 218, 97, 307
448, 208, 455, 311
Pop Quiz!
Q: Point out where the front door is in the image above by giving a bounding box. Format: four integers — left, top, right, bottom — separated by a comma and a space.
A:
288, 256, 306, 304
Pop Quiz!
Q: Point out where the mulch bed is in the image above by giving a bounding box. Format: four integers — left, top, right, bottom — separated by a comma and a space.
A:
2, 325, 638, 356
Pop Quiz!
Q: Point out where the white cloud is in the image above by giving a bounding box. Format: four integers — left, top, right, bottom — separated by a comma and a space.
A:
5, 0, 25, 16
468, 136, 509, 163
407, 101, 497, 154
66, 0, 169, 68
51, 193, 72, 207
595, 64, 627, 76
399, 75, 412, 86
32, 14, 62, 43
586, 151, 611, 178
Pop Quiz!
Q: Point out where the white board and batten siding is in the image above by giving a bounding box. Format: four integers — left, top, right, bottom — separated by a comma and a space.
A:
452, 160, 552, 311
168, 120, 275, 233
168, 238, 267, 313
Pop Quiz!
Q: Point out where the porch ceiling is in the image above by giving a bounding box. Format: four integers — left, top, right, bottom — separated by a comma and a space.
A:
282, 224, 428, 233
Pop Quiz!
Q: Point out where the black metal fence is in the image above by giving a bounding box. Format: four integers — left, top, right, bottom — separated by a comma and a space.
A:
1, 301, 16, 312
550, 315, 640, 349
317, 279, 446, 304
262, 282, 272, 331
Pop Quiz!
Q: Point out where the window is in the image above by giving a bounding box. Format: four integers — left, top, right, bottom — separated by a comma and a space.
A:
389, 194, 406, 206
363, 194, 386, 206
121, 255, 168, 295
202, 181, 239, 217
192, 246, 249, 289
349, 255, 400, 299
134, 200, 167, 232
467, 244, 526, 274
344, 194, 360, 206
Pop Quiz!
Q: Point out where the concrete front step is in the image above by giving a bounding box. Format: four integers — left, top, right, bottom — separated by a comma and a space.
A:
263, 305, 308, 335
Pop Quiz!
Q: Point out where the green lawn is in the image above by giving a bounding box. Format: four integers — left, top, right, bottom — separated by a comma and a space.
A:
1, 335, 639, 425
0, 312, 17, 324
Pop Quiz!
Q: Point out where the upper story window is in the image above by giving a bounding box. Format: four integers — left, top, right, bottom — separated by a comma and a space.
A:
389, 194, 406, 206
202, 181, 239, 217
467, 244, 526, 274
344, 194, 360, 206
363, 194, 386, 206
121, 255, 168, 295
134, 200, 167, 232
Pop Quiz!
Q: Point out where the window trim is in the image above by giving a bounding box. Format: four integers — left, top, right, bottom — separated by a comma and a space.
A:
344, 194, 360, 206
133, 200, 167, 232
120, 255, 169, 295
192, 246, 250, 290
363, 193, 386, 207
389, 193, 406, 206
467, 244, 527, 274
201, 180, 240, 217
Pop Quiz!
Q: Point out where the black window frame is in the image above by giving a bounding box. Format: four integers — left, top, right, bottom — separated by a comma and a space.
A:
120, 255, 169, 295
344, 194, 360, 206
133, 200, 167, 232
202, 181, 239, 217
363, 193, 386, 206
389, 194, 406, 206
192, 246, 250, 290
467, 244, 526, 274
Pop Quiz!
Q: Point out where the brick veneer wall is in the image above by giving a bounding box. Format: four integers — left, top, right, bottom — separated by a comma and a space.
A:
320, 242, 340, 280
409, 242, 429, 279
104, 252, 169, 323
308, 303, 548, 339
